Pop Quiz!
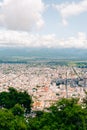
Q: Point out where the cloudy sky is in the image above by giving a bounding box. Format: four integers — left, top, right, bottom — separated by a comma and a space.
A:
0, 0, 87, 48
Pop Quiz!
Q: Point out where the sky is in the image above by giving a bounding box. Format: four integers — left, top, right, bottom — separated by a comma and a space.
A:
0, 0, 87, 48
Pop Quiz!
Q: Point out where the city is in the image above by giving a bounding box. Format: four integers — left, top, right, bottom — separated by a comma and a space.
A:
0, 63, 87, 110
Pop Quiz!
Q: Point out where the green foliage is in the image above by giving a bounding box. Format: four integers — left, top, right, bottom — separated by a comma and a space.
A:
0, 108, 28, 130
35, 110, 44, 117
0, 88, 32, 129
0, 87, 32, 113
11, 104, 24, 116
12, 116, 28, 130
1, 87, 87, 130
0, 109, 14, 130
17, 91, 32, 113
28, 98, 87, 130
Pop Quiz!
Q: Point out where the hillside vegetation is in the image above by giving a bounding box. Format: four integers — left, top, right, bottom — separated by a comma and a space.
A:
0, 87, 87, 130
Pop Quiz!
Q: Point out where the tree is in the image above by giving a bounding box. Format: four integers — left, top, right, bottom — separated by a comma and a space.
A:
28, 98, 87, 130
0, 109, 14, 130
0, 87, 32, 113
49, 98, 86, 130
0, 108, 28, 130
11, 104, 24, 116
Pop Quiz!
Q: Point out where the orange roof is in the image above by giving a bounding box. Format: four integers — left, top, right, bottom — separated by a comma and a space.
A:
33, 101, 42, 107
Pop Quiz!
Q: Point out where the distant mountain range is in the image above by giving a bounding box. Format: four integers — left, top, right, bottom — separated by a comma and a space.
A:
0, 47, 87, 60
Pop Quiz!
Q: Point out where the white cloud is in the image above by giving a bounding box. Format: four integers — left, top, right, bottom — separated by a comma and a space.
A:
0, 30, 87, 48
53, 0, 87, 26
0, 0, 45, 31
